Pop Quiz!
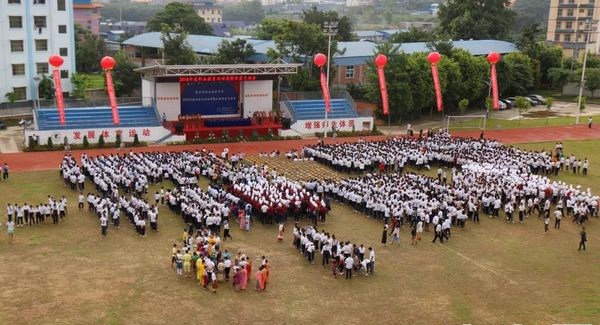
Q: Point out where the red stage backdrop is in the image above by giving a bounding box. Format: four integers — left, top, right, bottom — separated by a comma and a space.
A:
375, 54, 389, 115
313, 53, 331, 113
427, 52, 443, 112
487, 52, 501, 110
101, 56, 120, 125
48, 55, 65, 125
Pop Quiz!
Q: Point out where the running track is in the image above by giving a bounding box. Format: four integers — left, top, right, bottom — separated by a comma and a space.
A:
2, 124, 600, 172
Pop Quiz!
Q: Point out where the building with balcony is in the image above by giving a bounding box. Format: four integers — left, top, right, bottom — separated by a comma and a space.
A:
1, 0, 76, 104
73, 0, 102, 35
547, 0, 600, 58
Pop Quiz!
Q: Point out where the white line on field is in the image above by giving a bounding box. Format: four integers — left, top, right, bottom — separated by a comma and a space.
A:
440, 244, 519, 285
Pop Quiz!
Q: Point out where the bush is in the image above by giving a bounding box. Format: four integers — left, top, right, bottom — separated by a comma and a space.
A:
28, 136, 36, 149
250, 129, 259, 141
133, 134, 139, 146
115, 133, 122, 148
97, 135, 105, 148
46, 136, 53, 149
82, 135, 89, 148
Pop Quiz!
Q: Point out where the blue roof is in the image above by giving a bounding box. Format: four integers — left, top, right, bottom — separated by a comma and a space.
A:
123, 32, 520, 65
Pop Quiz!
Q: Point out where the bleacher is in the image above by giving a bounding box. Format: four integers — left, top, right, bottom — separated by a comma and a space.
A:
36, 106, 161, 130
287, 99, 358, 121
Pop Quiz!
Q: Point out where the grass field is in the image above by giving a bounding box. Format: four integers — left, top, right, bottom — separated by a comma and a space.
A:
448, 114, 600, 131
0, 140, 599, 325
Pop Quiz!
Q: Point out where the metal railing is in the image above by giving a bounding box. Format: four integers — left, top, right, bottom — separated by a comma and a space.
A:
281, 93, 296, 121
37, 97, 147, 109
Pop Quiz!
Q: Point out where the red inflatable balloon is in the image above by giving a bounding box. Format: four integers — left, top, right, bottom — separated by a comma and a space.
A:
48, 55, 64, 68
313, 53, 327, 67
100, 56, 117, 70
375, 54, 388, 67
487, 52, 501, 64
427, 52, 441, 65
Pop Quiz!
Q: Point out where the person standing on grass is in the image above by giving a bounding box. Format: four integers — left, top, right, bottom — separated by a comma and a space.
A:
588, 116, 593, 129
381, 225, 388, 246
432, 223, 444, 243
391, 225, 400, 244
7, 219, 15, 243
367, 247, 375, 275
78, 192, 84, 211
544, 214, 550, 233
554, 209, 562, 229
100, 214, 108, 237
2, 163, 9, 180
579, 227, 587, 251
223, 220, 232, 240
344, 255, 354, 279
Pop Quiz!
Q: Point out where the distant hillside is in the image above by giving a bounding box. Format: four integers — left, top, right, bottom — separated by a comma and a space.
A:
511, 0, 550, 33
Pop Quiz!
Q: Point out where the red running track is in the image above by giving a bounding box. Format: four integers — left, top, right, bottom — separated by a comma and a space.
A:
2, 124, 599, 172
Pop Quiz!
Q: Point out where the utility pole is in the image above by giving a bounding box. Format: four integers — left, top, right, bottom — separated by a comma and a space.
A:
322, 20, 338, 138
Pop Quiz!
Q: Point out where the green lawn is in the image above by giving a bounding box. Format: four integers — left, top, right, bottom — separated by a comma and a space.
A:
0, 141, 599, 324
449, 114, 600, 130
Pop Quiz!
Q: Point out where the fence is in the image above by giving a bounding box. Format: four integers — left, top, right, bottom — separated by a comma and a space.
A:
37, 97, 148, 109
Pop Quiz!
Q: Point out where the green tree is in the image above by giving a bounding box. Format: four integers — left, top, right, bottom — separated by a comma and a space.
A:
437, 0, 516, 40
538, 45, 563, 88
499, 53, 534, 96
46, 136, 53, 149
578, 96, 586, 111
585, 68, 600, 98
112, 50, 140, 97
546, 97, 554, 110
38, 74, 54, 100
114, 133, 121, 148
223, 0, 265, 25
254, 18, 287, 40
458, 99, 469, 115
82, 135, 89, 148
161, 25, 197, 65
390, 27, 436, 43
302, 6, 354, 41
449, 49, 489, 108
514, 96, 531, 123
547, 68, 574, 91
212, 39, 255, 64
147, 2, 212, 35
4, 92, 16, 103
75, 24, 104, 73
426, 40, 454, 57
97, 134, 105, 148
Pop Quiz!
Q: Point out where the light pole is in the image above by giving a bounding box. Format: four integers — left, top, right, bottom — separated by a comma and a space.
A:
33, 76, 41, 110
323, 20, 338, 138
576, 19, 598, 124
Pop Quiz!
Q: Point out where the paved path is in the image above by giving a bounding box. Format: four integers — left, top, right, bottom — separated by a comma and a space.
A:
1, 124, 599, 172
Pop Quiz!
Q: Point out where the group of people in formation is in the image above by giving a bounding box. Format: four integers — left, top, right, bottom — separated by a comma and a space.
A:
5, 196, 68, 227
303, 132, 597, 247
172, 228, 271, 293
292, 223, 375, 279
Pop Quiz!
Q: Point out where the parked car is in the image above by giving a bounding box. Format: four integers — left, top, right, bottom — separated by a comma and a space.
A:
504, 97, 517, 107
528, 94, 547, 105
0, 121, 6, 130
498, 101, 507, 110
500, 99, 514, 108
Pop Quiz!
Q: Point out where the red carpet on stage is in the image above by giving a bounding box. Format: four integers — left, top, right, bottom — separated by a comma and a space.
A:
166, 118, 282, 141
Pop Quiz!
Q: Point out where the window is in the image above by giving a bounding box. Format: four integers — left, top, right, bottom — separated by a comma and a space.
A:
568, 0, 575, 3
57, 0, 65, 10
13, 87, 26, 100
36, 62, 49, 74
565, 34, 572, 42
12, 64, 25, 76
9, 16, 23, 28
558, 9, 563, 16
567, 9, 574, 16
566, 22, 573, 29
34, 16, 47, 28
8, 0, 21, 4
35, 39, 48, 51
60, 70, 68, 78
589, 9, 594, 16
556, 22, 562, 29
59, 47, 68, 56
33, 0, 45, 4
580, 9, 585, 13
555, 34, 561, 42
10, 40, 24, 52
58, 25, 66, 33
346, 65, 355, 78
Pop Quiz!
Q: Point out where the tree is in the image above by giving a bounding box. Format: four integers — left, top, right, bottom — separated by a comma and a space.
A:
212, 39, 255, 64
112, 50, 140, 97
448, 49, 489, 107
499, 53, 534, 96
437, 0, 516, 40
301, 6, 354, 41
254, 18, 287, 40
547, 68, 573, 91
75, 24, 104, 73
585, 68, 600, 98
223, 0, 265, 25
38, 74, 54, 100
147, 2, 212, 35
538, 45, 563, 88
390, 27, 436, 43
546, 97, 555, 110
514, 96, 531, 123
161, 25, 197, 65
426, 40, 454, 57
458, 99, 469, 115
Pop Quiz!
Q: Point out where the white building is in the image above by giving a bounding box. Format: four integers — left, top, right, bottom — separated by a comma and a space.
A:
0, 0, 76, 104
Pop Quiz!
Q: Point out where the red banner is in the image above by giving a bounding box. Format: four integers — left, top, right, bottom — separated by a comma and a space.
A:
377, 67, 389, 115
105, 70, 120, 125
52, 69, 66, 125
319, 69, 331, 113
490, 64, 499, 110
431, 64, 443, 112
